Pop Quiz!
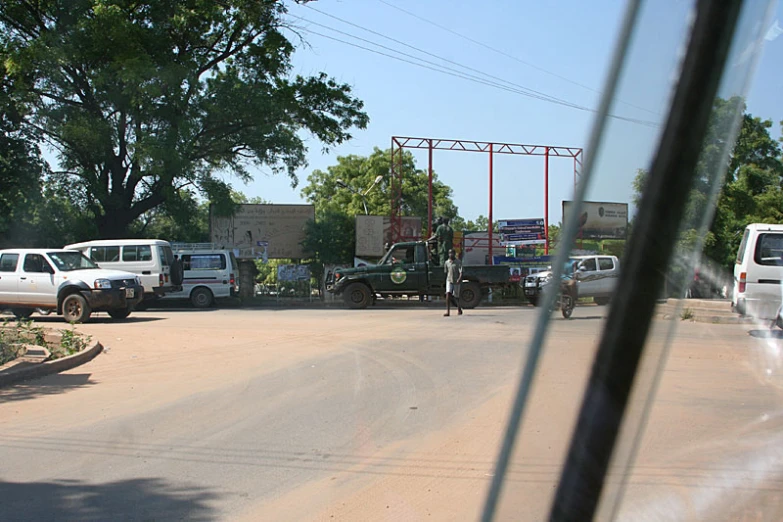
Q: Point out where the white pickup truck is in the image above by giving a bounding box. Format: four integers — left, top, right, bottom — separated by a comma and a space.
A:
0, 249, 144, 323
523, 254, 621, 306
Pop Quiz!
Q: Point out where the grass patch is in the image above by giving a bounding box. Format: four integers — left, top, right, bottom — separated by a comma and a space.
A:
681, 308, 695, 321
52, 328, 90, 358
0, 319, 91, 364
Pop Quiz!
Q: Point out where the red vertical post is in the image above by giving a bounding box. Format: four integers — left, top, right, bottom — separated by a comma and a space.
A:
428, 139, 434, 239
488, 143, 494, 265
544, 147, 550, 255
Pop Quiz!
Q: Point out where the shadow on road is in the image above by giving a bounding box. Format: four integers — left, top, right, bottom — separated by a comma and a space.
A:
0, 373, 95, 403
29, 316, 166, 324
0, 477, 219, 521
749, 329, 783, 339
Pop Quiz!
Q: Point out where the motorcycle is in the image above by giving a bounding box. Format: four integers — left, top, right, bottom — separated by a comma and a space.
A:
549, 278, 577, 319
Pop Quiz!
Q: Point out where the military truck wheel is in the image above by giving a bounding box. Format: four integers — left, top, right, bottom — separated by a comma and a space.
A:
460, 282, 482, 309
344, 283, 371, 309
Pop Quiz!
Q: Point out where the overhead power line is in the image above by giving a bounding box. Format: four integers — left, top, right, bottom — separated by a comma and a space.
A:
292, 16, 592, 112
374, 0, 660, 117
301, 4, 584, 111
290, 12, 659, 128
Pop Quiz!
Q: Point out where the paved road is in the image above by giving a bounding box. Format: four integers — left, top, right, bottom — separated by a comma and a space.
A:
0, 305, 781, 521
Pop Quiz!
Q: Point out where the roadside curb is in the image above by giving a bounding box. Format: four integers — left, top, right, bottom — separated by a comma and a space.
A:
0, 340, 103, 388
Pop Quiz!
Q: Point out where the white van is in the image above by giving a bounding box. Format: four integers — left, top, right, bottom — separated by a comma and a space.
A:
163, 245, 239, 308
733, 223, 783, 319
64, 239, 183, 300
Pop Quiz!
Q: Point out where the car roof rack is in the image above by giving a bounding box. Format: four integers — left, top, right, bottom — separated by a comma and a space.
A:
170, 243, 226, 252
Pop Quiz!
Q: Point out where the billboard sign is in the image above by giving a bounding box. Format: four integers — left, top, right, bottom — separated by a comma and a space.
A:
210, 204, 315, 259
499, 218, 546, 245
562, 201, 628, 240
355, 215, 422, 257
277, 264, 311, 282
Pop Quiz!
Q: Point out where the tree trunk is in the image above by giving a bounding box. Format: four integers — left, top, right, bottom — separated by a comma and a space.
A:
96, 211, 133, 239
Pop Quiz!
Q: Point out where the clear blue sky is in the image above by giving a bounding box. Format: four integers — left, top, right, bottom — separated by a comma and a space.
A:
238, 1, 782, 224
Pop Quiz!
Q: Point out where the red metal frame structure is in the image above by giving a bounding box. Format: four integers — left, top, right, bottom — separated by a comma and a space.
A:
390, 137, 583, 261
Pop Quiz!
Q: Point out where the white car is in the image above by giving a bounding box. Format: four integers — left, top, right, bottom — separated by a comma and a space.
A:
524, 255, 621, 306
0, 249, 144, 323
733, 223, 783, 319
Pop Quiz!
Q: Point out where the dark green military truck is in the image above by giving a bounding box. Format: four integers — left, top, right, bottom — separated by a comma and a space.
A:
326, 241, 513, 309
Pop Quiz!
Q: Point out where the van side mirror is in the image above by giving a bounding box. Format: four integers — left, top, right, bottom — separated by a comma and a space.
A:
578, 266, 587, 272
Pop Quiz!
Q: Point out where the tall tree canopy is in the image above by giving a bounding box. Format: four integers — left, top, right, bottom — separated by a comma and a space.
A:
301, 147, 458, 220
633, 97, 783, 270
0, 0, 368, 238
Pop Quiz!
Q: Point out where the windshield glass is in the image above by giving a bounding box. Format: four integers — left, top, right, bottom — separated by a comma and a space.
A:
0, 2, 780, 521
160, 246, 174, 267
47, 251, 99, 271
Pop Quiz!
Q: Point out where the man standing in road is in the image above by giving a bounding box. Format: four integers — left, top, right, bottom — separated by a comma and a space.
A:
429, 217, 454, 266
444, 248, 463, 317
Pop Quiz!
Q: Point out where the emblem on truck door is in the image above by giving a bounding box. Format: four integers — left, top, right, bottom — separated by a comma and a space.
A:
391, 267, 407, 284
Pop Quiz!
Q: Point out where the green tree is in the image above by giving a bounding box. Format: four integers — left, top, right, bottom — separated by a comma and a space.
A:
0, 62, 45, 246
1, 0, 368, 238
301, 147, 458, 221
632, 98, 783, 271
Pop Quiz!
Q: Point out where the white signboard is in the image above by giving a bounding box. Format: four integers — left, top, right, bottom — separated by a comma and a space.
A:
461, 232, 503, 266
277, 264, 311, 282
210, 204, 315, 259
355, 215, 385, 257
355, 216, 422, 257
562, 201, 628, 240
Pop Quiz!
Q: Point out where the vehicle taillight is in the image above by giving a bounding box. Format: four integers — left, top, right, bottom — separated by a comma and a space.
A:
739, 272, 746, 293
159, 274, 164, 287
230, 273, 235, 286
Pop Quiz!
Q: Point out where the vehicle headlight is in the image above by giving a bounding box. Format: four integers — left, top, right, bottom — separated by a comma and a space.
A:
94, 279, 112, 289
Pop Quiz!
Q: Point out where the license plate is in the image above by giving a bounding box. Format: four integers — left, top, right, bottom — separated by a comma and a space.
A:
125, 288, 135, 298
525, 282, 536, 288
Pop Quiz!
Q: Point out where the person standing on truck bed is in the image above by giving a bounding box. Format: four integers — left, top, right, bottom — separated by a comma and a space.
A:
429, 217, 454, 266
444, 248, 463, 317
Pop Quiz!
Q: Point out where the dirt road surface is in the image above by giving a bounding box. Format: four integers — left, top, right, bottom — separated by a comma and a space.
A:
1, 305, 781, 521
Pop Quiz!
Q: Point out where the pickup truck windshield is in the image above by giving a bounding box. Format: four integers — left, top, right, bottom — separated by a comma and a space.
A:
48, 251, 99, 271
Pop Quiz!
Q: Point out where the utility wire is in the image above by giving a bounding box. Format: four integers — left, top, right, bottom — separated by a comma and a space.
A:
292, 15, 593, 112
302, 3, 587, 111
375, 0, 660, 117
291, 17, 659, 128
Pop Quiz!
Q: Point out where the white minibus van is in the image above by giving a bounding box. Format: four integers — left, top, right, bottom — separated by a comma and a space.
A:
733, 223, 783, 320
163, 245, 239, 308
64, 239, 183, 300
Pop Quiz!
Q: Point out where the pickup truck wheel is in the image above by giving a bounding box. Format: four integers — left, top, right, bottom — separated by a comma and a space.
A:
344, 283, 371, 309
460, 282, 482, 309
62, 294, 91, 323
108, 307, 132, 320
11, 308, 33, 320
191, 287, 213, 308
